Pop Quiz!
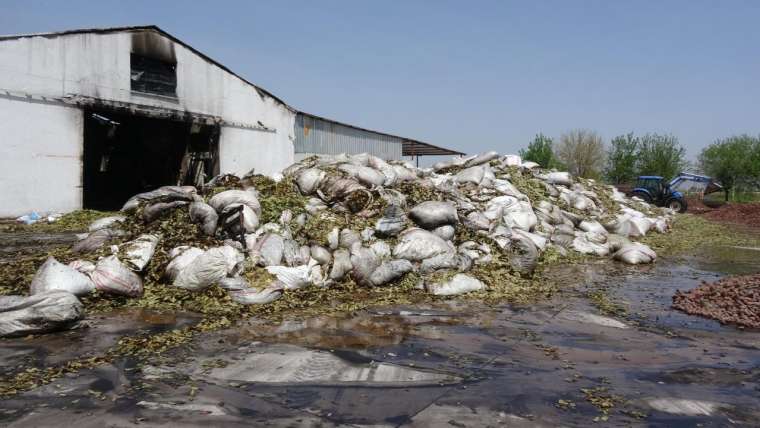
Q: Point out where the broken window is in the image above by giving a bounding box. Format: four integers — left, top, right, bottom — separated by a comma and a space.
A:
130, 53, 177, 97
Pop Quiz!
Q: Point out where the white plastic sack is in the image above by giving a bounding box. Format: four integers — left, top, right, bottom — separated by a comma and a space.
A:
173, 246, 241, 291
228, 284, 283, 305
296, 168, 327, 195
252, 233, 285, 266
30, 257, 95, 297
330, 249, 353, 280
120, 234, 159, 272
209, 189, 261, 216
614, 242, 657, 265
338, 163, 386, 187
393, 228, 453, 261
350, 245, 381, 286
88, 216, 126, 232
369, 260, 413, 286
409, 201, 459, 229
427, 274, 485, 296
189, 201, 218, 236
266, 259, 319, 290
89, 256, 144, 297
0, 291, 84, 337
165, 246, 205, 281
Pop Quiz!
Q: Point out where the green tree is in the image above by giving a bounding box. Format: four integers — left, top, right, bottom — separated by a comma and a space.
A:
699, 135, 760, 201
556, 129, 605, 179
605, 132, 639, 184
635, 133, 686, 180
519, 133, 560, 169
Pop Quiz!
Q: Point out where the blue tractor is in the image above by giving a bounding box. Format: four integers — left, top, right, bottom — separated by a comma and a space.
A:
629, 173, 723, 213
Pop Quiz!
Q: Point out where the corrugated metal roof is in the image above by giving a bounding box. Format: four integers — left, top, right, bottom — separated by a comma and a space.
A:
295, 113, 402, 160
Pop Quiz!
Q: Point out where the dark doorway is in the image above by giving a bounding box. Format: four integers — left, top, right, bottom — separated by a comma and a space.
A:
82, 109, 219, 210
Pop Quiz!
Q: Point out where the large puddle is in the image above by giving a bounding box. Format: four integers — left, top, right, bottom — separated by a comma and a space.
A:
1, 245, 758, 426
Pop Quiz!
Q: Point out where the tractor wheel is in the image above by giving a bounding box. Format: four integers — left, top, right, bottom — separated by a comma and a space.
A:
667, 198, 688, 213
631, 190, 652, 203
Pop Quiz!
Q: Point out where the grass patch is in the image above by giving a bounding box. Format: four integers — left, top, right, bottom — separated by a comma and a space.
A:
639, 214, 760, 256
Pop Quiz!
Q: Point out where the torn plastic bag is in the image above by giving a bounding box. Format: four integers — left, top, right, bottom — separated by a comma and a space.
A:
295, 168, 327, 195
375, 204, 407, 237
330, 248, 353, 280
120, 234, 159, 272
89, 256, 144, 297
614, 242, 657, 265
228, 283, 284, 305
209, 189, 262, 216
317, 176, 366, 204
173, 246, 242, 291
88, 215, 126, 232
392, 228, 454, 261
121, 186, 197, 213
509, 233, 539, 275
350, 245, 381, 286
30, 257, 95, 297
252, 233, 285, 266
266, 259, 319, 290
409, 201, 459, 229
426, 274, 485, 296
189, 201, 218, 236
0, 291, 84, 338
165, 246, 205, 281
72, 228, 123, 254
283, 239, 306, 266
142, 200, 189, 223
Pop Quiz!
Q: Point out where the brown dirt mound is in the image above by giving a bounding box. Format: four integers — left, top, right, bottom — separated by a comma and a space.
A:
688, 201, 760, 229
672, 274, 760, 329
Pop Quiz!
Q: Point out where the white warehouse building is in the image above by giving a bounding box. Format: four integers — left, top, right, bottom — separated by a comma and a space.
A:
0, 25, 461, 216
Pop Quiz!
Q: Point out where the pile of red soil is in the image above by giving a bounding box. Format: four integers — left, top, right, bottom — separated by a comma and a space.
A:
689, 201, 760, 229
673, 274, 760, 329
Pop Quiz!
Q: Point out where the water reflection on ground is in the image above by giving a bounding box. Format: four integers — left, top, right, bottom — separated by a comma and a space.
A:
0, 245, 758, 427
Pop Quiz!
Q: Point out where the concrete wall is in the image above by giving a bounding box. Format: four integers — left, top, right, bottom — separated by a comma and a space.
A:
0, 28, 295, 216
0, 96, 83, 217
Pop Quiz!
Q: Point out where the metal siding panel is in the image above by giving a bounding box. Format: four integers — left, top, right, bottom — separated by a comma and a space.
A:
294, 113, 402, 160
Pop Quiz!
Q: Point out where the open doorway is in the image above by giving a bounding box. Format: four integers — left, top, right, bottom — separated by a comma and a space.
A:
82, 108, 219, 210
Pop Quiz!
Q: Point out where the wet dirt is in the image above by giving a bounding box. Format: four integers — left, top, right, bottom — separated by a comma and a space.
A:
0, 243, 759, 426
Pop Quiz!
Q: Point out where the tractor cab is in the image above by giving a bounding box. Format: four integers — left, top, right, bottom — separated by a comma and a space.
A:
631, 175, 687, 212
635, 176, 666, 201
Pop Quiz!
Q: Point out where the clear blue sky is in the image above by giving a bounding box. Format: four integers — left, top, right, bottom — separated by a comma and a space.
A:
2, 0, 758, 160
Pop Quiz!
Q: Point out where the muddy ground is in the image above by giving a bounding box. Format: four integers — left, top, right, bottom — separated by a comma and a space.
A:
1, 231, 759, 427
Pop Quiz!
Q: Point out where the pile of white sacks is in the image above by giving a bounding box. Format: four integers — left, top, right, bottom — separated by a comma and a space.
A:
1, 152, 672, 337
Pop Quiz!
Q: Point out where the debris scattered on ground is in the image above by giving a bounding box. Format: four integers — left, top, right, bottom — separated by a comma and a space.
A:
1, 151, 674, 340
672, 273, 760, 328
693, 201, 760, 230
